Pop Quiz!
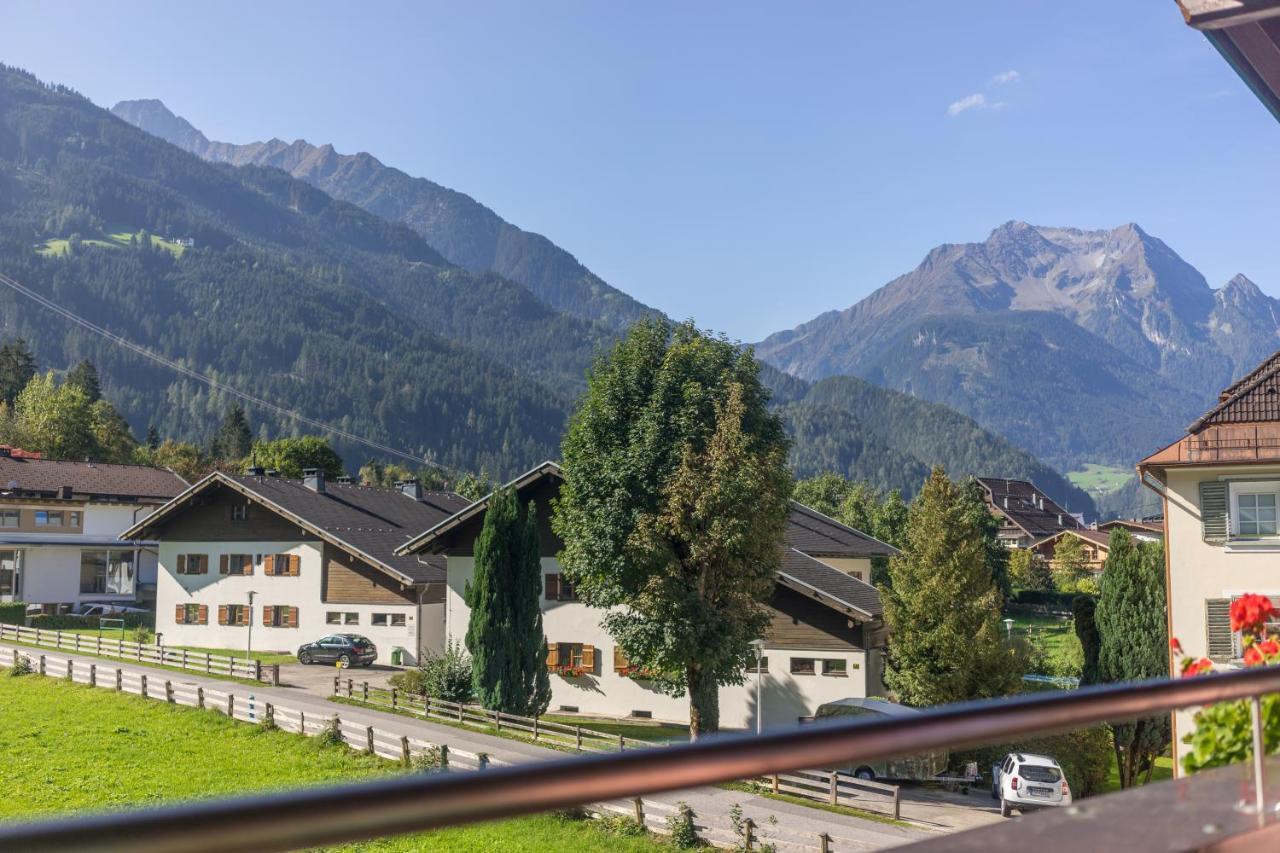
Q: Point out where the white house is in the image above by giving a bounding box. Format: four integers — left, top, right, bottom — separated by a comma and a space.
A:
397, 462, 898, 731
1138, 348, 1280, 771
122, 468, 469, 664
0, 450, 186, 609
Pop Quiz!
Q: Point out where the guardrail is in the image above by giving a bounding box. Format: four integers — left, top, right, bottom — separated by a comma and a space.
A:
0, 623, 279, 684
333, 676, 665, 753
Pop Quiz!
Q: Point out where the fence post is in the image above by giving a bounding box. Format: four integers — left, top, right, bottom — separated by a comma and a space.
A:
227, 694, 234, 718
65, 659, 73, 682
118, 638, 123, 657
299, 710, 306, 734
197, 686, 205, 708
363, 681, 369, 702
772, 773, 779, 794
333, 675, 340, 695
391, 687, 397, 710
165, 680, 174, 703
575, 725, 583, 751
38, 654, 45, 675
269, 664, 280, 686
744, 818, 755, 851
95, 635, 102, 655
829, 771, 837, 805
366, 726, 376, 754
140, 673, 148, 697
439, 743, 449, 771
633, 797, 644, 827
893, 784, 901, 821
89, 663, 96, 687
532, 715, 539, 741
182, 649, 188, 669
265, 703, 275, 727
253, 660, 262, 682
457, 702, 464, 723
819, 832, 831, 853
424, 696, 431, 719
618, 732, 625, 752
347, 678, 353, 698
477, 752, 489, 770
400, 735, 411, 767
115, 668, 122, 691
494, 709, 501, 731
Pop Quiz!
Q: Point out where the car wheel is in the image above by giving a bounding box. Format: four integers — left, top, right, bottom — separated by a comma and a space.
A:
339, 654, 352, 667
1000, 798, 1011, 818
853, 766, 875, 781
298, 651, 311, 665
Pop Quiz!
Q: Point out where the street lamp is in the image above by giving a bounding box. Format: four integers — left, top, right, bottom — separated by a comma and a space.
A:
246, 590, 257, 662
749, 638, 766, 735
1003, 618, 1015, 640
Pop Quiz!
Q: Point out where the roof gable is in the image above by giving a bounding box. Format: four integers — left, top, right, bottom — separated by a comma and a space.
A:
1189, 348, 1280, 431
0, 456, 186, 501
977, 477, 1080, 539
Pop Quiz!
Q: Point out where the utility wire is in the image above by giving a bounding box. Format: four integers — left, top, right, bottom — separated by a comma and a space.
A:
0, 270, 447, 471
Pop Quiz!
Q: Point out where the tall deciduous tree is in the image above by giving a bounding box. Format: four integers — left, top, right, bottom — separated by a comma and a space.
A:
553, 319, 792, 737
1053, 534, 1090, 590
13, 372, 94, 460
465, 486, 524, 713
0, 338, 36, 408
1096, 530, 1169, 787
884, 466, 1023, 706
246, 436, 344, 479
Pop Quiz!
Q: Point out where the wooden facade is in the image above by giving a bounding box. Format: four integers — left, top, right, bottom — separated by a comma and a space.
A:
764, 586, 865, 651
442, 480, 564, 557
151, 485, 314, 543
320, 543, 415, 605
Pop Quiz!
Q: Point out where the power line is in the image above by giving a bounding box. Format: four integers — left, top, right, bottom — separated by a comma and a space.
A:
0, 270, 447, 471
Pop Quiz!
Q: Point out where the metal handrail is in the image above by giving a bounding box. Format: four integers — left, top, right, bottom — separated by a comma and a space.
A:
5, 665, 1280, 853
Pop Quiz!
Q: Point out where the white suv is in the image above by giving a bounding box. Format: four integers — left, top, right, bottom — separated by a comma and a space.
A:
991, 753, 1072, 817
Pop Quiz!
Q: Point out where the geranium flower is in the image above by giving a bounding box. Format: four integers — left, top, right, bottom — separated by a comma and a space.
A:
1230, 593, 1277, 634
1245, 644, 1265, 667
1181, 657, 1214, 677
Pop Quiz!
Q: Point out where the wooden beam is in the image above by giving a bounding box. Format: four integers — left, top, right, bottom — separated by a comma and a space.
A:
1179, 0, 1280, 31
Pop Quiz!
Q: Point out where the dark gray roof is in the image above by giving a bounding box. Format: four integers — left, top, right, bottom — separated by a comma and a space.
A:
785, 502, 899, 558
126, 473, 468, 585
0, 456, 186, 501
778, 548, 883, 618
976, 477, 1080, 539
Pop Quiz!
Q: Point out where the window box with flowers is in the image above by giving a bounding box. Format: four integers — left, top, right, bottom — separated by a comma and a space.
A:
547, 642, 594, 677
612, 646, 659, 679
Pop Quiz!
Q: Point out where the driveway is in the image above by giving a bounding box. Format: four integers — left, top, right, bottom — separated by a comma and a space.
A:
277, 661, 401, 692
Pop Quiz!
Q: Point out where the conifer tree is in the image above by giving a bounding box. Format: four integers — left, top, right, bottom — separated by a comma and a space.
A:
884, 466, 1023, 706
66, 359, 101, 402
212, 404, 253, 462
465, 486, 523, 712
517, 499, 552, 716
145, 424, 160, 451
1073, 595, 1101, 686
0, 338, 36, 408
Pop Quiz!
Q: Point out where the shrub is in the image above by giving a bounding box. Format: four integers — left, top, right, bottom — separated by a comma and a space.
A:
598, 813, 646, 837
27, 612, 153, 631
0, 602, 25, 625
665, 801, 699, 848
951, 725, 1113, 798
390, 641, 473, 703
411, 745, 446, 773
7, 655, 33, 677
318, 715, 346, 747
1011, 590, 1091, 612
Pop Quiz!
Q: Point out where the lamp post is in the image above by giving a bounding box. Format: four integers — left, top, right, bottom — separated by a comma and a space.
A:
246, 590, 257, 662
749, 638, 766, 735
1003, 618, 1015, 640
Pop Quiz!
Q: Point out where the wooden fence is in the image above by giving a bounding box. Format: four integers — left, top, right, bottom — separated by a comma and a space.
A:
334, 677, 661, 753
760, 767, 902, 820
0, 623, 279, 684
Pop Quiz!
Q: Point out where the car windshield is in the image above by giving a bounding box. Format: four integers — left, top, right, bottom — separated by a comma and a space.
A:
1019, 764, 1062, 783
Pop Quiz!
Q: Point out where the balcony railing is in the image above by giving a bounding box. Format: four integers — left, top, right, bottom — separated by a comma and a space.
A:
5, 665, 1280, 852
1183, 426, 1280, 463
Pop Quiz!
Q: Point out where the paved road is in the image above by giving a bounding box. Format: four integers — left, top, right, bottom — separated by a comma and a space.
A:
3, 641, 1001, 849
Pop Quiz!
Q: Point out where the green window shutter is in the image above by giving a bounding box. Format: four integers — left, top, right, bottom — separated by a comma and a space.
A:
1205, 598, 1234, 661
1200, 481, 1229, 544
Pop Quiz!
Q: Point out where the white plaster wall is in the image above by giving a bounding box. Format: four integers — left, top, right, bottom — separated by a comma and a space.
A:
155, 540, 422, 664
445, 556, 871, 728
18, 546, 85, 604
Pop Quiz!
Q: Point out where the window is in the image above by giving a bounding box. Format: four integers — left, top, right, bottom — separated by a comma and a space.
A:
175, 603, 207, 625
220, 554, 255, 575
371, 612, 406, 627
219, 604, 249, 626
0, 550, 20, 597
35, 510, 63, 527
0, 510, 19, 528
821, 659, 848, 677
69, 512, 81, 527
326, 611, 342, 625
747, 656, 769, 673
79, 550, 135, 595
790, 657, 816, 675
344, 612, 359, 625
546, 642, 595, 673
230, 504, 248, 521
1239, 492, 1278, 537
544, 573, 579, 601
326, 612, 358, 625
176, 554, 209, 575
265, 605, 297, 627
264, 554, 300, 576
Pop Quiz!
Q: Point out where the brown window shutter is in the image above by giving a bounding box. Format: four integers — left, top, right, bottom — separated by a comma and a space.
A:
263, 555, 275, 576
582, 644, 596, 671
198, 555, 209, 574
242, 555, 254, 575
196, 604, 208, 625
219, 555, 229, 575
546, 642, 560, 670
177, 554, 187, 575
545, 573, 558, 601
238, 606, 249, 626
263, 605, 274, 626
613, 646, 627, 673
289, 555, 301, 576
174, 603, 186, 624
217, 605, 229, 625
288, 606, 299, 628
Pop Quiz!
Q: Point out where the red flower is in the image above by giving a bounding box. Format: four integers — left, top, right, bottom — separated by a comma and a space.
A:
1170, 638, 1184, 656
1259, 639, 1280, 659
1230, 594, 1277, 635
1245, 644, 1265, 667
1181, 657, 1214, 678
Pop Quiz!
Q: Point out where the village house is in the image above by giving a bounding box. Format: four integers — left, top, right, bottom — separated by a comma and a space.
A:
975, 477, 1082, 548
0, 450, 186, 609
1096, 518, 1164, 543
396, 462, 898, 731
1138, 348, 1280, 771
1031, 528, 1112, 574
121, 468, 468, 664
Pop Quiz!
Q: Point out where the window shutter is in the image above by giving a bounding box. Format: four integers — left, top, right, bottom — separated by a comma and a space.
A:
177, 554, 187, 575
174, 603, 186, 624
1206, 598, 1233, 661
289, 555, 301, 576
1200, 481, 1229, 544
242, 555, 254, 575
263, 555, 275, 576
582, 644, 596, 671
237, 606, 248, 626
288, 606, 299, 627
545, 573, 558, 601
196, 604, 208, 625
263, 605, 274, 627
219, 555, 229, 575
546, 642, 560, 670
198, 555, 209, 574
613, 646, 628, 673
218, 605, 229, 626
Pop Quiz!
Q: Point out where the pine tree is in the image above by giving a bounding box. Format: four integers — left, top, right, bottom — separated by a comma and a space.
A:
212, 404, 253, 462
146, 424, 160, 451
883, 466, 1024, 706
65, 359, 101, 402
1096, 530, 1169, 787
0, 338, 36, 408
517, 499, 552, 716
465, 485, 523, 712
1073, 595, 1101, 686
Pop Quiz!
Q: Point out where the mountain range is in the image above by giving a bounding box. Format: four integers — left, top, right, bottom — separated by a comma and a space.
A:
0, 67, 1092, 512
756, 220, 1280, 472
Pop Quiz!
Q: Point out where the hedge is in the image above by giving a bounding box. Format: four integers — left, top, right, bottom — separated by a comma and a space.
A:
0, 602, 24, 625
1011, 590, 1095, 609
950, 725, 1113, 798
27, 612, 153, 631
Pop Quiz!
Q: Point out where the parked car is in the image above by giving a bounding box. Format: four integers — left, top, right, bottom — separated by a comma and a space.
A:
297, 634, 377, 667
814, 698, 949, 781
72, 603, 151, 617
991, 752, 1071, 817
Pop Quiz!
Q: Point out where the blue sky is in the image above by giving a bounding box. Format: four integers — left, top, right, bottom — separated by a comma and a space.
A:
3, 1, 1277, 341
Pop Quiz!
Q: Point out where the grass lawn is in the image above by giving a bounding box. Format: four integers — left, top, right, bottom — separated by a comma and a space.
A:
172, 645, 296, 665
1099, 755, 1173, 794
0, 672, 664, 851
1008, 613, 1078, 658
36, 229, 186, 258
1067, 463, 1132, 494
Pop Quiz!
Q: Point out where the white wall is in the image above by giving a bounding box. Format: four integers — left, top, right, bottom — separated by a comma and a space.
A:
445, 555, 872, 729
155, 540, 423, 664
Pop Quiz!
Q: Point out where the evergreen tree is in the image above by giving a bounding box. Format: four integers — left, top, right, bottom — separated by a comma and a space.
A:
883, 466, 1024, 706
870, 488, 910, 587
962, 478, 1011, 604
0, 338, 36, 408
465, 485, 523, 712
65, 359, 101, 402
145, 424, 160, 450
212, 404, 253, 461
1096, 531, 1169, 787
517, 499, 552, 716
1073, 595, 1102, 687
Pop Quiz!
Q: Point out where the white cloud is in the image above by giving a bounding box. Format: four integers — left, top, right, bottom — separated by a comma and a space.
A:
992, 69, 1020, 84
947, 93, 988, 117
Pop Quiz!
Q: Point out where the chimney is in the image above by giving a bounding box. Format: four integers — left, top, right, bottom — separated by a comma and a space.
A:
1058, 514, 1063, 526
1003, 497, 1009, 509
303, 468, 326, 493
334, 475, 353, 485
396, 478, 423, 501
245, 465, 265, 477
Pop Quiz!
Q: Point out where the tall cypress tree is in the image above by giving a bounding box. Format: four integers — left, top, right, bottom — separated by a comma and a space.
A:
465, 486, 522, 712
517, 499, 552, 716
